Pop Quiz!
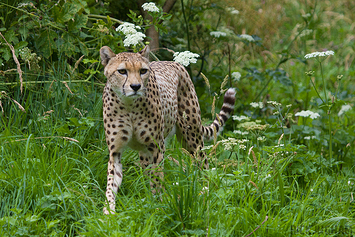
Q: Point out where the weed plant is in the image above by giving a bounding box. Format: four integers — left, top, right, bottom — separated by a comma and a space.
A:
0, 0, 354, 236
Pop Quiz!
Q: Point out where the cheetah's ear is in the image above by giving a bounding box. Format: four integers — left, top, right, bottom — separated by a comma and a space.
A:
139, 45, 150, 60
100, 46, 116, 67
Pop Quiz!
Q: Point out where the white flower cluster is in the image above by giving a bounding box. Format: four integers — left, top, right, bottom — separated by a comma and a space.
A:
221, 138, 249, 151
250, 102, 263, 109
338, 104, 352, 117
210, 31, 227, 38
173, 51, 199, 67
142, 2, 160, 13
267, 101, 282, 107
304, 50, 334, 59
239, 34, 255, 42
295, 110, 320, 119
18, 2, 32, 8
257, 136, 266, 141
233, 130, 249, 135
232, 115, 249, 121
201, 144, 214, 151
232, 72, 241, 81
116, 22, 146, 47
304, 136, 316, 140
227, 7, 240, 15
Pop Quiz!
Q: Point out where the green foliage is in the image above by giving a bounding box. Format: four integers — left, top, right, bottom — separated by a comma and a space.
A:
0, 0, 355, 236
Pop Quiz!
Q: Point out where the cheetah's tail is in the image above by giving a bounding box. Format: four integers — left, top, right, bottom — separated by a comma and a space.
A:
202, 88, 236, 140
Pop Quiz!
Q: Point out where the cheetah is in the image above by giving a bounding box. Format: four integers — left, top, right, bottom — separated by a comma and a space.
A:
100, 45, 236, 214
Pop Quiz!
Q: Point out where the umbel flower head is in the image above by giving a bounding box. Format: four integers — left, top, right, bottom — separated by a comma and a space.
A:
210, 31, 227, 38
338, 104, 352, 117
304, 50, 334, 59
116, 22, 141, 35
173, 51, 199, 67
295, 110, 320, 119
142, 2, 160, 13
239, 34, 255, 42
232, 72, 241, 81
116, 22, 146, 47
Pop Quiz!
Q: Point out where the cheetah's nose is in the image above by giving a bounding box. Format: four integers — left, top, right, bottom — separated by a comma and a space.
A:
130, 84, 141, 92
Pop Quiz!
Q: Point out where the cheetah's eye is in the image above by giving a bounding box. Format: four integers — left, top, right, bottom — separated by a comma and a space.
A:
140, 69, 148, 74
118, 69, 127, 75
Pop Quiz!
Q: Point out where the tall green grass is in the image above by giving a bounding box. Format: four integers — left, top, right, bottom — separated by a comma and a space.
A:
1, 0, 355, 236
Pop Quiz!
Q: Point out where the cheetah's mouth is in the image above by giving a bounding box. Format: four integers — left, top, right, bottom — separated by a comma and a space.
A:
123, 90, 143, 98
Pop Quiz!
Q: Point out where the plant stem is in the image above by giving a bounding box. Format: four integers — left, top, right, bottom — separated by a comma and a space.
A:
309, 77, 324, 104
328, 113, 332, 161
319, 62, 328, 102
319, 61, 332, 162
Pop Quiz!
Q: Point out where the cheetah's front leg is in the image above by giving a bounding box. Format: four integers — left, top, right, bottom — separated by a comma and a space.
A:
103, 151, 123, 215
139, 145, 165, 195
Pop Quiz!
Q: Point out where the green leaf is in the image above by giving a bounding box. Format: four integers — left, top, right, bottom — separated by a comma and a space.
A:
0, 47, 11, 61
68, 13, 88, 33
4, 29, 18, 45
53, 2, 81, 24
36, 30, 57, 58
57, 32, 79, 56
14, 41, 28, 51
78, 40, 89, 55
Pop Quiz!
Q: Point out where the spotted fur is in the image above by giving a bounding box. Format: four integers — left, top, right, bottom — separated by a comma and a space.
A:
100, 45, 235, 214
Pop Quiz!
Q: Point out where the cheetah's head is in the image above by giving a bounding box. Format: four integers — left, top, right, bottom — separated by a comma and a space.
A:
100, 46, 151, 100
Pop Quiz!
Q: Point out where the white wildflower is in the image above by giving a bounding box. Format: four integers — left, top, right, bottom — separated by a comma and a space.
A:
116, 22, 141, 35
232, 72, 241, 81
173, 51, 199, 67
338, 104, 352, 117
232, 115, 249, 121
210, 31, 227, 38
295, 110, 320, 119
257, 136, 266, 141
116, 22, 146, 47
227, 7, 240, 15
202, 145, 213, 151
250, 102, 258, 108
304, 50, 334, 59
239, 144, 246, 150
309, 113, 320, 119
304, 136, 316, 140
239, 34, 255, 42
310, 189, 313, 192
267, 101, 282, 107
142, 2, 160, 13
122, 32, 146, 47
233, 130, 249, 135
200, 186, 209, 195
18, 2, 32, 8
224, 143, 233, 151
250, 102, 263, 109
